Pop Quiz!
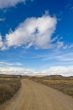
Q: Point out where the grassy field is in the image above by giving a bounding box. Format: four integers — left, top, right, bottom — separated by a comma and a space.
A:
0, 76, 21, 104
30, 75, 73, 97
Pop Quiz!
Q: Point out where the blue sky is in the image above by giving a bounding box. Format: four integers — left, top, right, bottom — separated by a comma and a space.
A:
0, 0, 73, 76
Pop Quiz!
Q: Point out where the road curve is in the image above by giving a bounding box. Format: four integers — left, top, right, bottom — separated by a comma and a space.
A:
0, 79, 73, 110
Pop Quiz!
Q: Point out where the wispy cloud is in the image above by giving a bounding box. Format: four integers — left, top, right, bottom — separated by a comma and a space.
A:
32, 49, 73, 65
0, 35, 3, 49
0, 61, 23, 67
0, 0, 32, 9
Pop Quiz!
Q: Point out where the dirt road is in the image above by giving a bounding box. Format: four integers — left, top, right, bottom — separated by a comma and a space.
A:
0, 79, 73, 110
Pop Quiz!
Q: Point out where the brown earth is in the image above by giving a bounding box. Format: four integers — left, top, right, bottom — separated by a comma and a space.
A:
0, 79, 73, 110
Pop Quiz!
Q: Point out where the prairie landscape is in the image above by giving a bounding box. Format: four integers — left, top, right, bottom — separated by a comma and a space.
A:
0, 75, 73, 110
30, 75, 73, 97
0, 75, 21, 104
0, 0, 73, 110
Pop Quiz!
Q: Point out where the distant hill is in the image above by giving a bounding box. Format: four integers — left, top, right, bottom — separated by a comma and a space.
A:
0, 74, 73, 80
30, 75, 73, 80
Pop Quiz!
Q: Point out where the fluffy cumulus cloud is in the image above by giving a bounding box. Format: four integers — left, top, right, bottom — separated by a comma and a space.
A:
0, 0, 28, 9
5, 13, 57, 49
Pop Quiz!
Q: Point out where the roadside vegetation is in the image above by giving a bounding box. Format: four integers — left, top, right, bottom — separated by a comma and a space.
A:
30, 75, 73, 97
0, 76, 21, 104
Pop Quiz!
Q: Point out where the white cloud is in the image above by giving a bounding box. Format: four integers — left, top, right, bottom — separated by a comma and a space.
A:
63, 44, 73, 50
5, 13, 57, 49
0, 66, 34, 75
57, 52, 73, 62
32, 50, 73, 66
0, 61, 73, 76
0, 65, 73, 76
42, 66, 73, 76
0, 61, 23, 67
0, 0, 29, 9
0, 35, 3, 49
55, 41, 64, 49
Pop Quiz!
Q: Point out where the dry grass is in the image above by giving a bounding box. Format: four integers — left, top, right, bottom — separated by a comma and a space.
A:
31, 76, 73, 97
0, 77, 21, 104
